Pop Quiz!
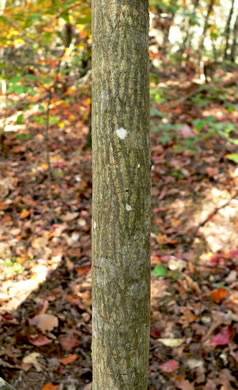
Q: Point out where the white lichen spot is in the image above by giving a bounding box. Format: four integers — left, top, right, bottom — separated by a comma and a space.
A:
93, 221, 96, 229
116, 127, 128, 140
126, 204, 132, 211
137, 164, 141, 168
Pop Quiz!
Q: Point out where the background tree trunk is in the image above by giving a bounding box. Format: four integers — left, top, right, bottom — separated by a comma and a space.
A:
91, 1, 151, 389
230, 13, 238, 62
223, 0, 235, 60
199, 0, 215, 53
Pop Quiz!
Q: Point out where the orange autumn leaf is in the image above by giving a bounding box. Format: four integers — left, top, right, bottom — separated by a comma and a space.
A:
40, 163, 48, 170
59, 354, 78, 365
0, 202, 8, 210
210, 288, 228, 304
20, 209, 30, 219
42, 384, 59, 390
76, 264, 91, 275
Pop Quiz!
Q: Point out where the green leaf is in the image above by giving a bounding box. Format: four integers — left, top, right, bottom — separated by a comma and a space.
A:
226, 154, 238, 163
16, 133, 32, 141
153, 264, 167, 277
30, 13, 42, 20
25, 74, 36, 80
16, 114, 23, 124
150, 107, 166, 117
49, 115, 58, 124
0, 15, 8, 23
76, 15, 91, 24
159, 133, 171, 144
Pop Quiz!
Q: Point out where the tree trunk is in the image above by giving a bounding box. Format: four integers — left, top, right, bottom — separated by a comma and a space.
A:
179, 0, 199, 55
91, 1, 151, 389
230, 13, 238, 62
199, 0, 215, 53
223, 0, 235, 60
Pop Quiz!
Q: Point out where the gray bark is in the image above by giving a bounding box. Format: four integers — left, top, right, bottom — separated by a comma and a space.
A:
0, 378, 15, 390
199, 0, 215, 52
91, 1, 151, 389
230, 13, 238, 62
223, 0, 235, 60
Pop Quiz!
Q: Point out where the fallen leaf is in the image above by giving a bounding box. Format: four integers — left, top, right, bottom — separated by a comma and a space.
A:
31, 314, 59, 332
61, 212, 79, 222
175, 377, 195, 390
75, 264, 91, 275
59, 335, 80, 351
159, 359, 178, 373
158, 187, 167, 200
42, 384, 59, 390
16, 254, 29, 264
40, 163, 48, 170
152, 264, 167, 277
31, 236, 48, 249
179, 308, 198, 327
29, 335, 52, 346
208, 326, 231, 346
205, 167, 219, 177
23, 352, 42, 372
59, 354, 78, 365
20, 209, 30, 219
186, 359, 203, 370
150, 326, 161, 339
168, 258, 186, 272
227, 291, 238, 314
158, 338, 184, 347
181, 124, 194, 138
210, 288, 228, 304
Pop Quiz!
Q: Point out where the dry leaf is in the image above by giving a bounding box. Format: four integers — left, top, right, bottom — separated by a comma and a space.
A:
20, 209, 30, 219
210, 288, 228, 304
40, 163, 48, 170
158, 338, 184, 347
42, 384, 59, 390
59, 354, 78, 365
208, 326, 231, 346
181, 124, 194, 138
159, 360, 178, 373
175, 376, 195, 390
16, 254, 28, 264
31, 236, 48, 249
61, 212, 79, 222
76, 264, 91, 275
150, 326, 161, 339
31, 314, 59, 332
29, 335, 52, 346
59, 335, 80, 351
23, 352, 42, 372
168, 258, 186, 272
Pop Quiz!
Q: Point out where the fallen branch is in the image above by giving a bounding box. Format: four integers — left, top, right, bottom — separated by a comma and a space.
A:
0, 378, 15, 390
192, 188, 238, 241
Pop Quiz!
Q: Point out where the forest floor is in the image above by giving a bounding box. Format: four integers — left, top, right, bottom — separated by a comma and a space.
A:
0, 69, 238, 390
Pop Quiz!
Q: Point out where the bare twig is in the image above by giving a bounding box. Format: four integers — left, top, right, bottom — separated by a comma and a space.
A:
44, 89, 57, 223
192, 188, 238, 241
